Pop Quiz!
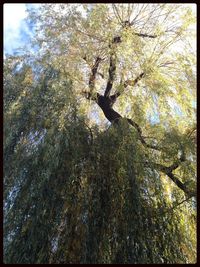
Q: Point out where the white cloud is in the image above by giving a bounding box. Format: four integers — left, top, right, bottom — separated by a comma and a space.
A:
3, 4, 41, 56
4, 4, 28, 55
4, 4, 27, 30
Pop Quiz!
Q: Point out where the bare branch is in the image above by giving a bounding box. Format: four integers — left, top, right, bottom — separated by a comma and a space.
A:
112, 4, 123, 26
130, 4, 148, 25
134, 32, 157, 38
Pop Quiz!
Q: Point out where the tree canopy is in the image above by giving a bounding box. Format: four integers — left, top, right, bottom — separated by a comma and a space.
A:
3, 4, 196, 264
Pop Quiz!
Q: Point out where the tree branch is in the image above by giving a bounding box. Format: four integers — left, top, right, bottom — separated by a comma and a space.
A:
159, 196, 193, 217
104, 50, 117, 97
89, 57, 102, 91
111, 72, 145, 100
122, 118, 190, 195
97, 72, 104, 79
82, 91, 100, 101
145, 159, 196, 197
166, 172, 187, 193
111, 31, 157, 45
124, 72, 145, 88
127, 118, 160, 150
134, 32, 157, 38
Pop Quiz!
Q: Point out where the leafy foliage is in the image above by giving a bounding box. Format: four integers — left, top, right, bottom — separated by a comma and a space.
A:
4, 4, 196, 264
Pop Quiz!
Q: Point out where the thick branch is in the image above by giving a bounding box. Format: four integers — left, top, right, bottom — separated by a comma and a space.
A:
104, 26, 149, 98
83, 91, 100, 101
89, 57, 102, 91
84, 90, 193, 196
167, 155, 186, 172
109, 92, 121, 105
166, 172, 187, 193
104, 50, 117, 97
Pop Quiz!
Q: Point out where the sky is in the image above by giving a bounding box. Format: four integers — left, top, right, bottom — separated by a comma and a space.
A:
3, 4, 40, 56
3, 3, 86, 57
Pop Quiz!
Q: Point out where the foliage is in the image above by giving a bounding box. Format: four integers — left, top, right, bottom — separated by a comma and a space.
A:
4, 3, 196, 264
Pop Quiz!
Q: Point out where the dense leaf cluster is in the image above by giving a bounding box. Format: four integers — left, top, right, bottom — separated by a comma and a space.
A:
4, 62, 196, 264
4, 4, 196, 264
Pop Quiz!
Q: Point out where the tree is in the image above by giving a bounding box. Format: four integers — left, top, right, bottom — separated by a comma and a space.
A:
3, 4, 196, 264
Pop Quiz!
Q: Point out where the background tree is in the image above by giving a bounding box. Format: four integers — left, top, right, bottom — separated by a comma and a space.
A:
4, 4, 196, 264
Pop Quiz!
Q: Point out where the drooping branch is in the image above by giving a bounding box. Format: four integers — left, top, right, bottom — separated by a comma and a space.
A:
167, 153, 186, 172
97, 72, 105, 79
113, 18, 158, 39
124, 21, 158, 38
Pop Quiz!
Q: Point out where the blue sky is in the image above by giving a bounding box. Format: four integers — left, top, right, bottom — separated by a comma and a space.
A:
3, 4, 40, 57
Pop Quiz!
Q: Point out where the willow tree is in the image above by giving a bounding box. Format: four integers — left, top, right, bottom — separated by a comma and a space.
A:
3, 4, 196, 264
